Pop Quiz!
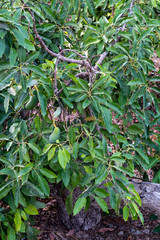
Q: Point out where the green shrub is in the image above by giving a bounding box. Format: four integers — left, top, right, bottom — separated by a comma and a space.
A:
0, 0, 160, 238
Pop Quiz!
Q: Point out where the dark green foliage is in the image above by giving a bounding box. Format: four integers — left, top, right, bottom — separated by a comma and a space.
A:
0, 0, 160, 238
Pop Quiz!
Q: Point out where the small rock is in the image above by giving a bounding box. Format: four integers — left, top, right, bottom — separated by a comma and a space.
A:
134, 230, 142, 235
143, 229, 150, 234
118, 231, 124, 236
76, 231, 89, 239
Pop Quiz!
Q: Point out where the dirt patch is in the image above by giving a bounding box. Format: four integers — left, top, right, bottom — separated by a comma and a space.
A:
35, 189, 160, 240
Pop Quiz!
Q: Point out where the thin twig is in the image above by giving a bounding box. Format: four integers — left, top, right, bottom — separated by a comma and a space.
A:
94, 52, 107, 71
129, 0, 135, 14
21, 0, 94, 70
58, 49, 89, 61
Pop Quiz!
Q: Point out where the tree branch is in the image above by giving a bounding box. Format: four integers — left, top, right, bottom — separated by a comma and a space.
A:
94, 52, 107, 71
21, 0, 94, 69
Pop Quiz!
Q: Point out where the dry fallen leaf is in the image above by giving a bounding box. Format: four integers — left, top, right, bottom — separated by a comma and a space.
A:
66, 229, 75, 237
98, 227, 115, 232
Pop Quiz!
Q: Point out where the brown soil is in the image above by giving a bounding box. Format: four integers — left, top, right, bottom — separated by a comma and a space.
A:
35, 189, 160, 240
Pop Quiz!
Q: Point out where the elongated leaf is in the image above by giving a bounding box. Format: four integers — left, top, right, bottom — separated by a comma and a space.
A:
68, 127, 76, 145
94, 196, 109, 213
127, 125, 143, 135
62, 98, 73, 108
65, 192, 73, 215
58, 148, 70, 169
48, 147, 56, 161
9, 48, 18, 66
7, 226, 16, 240
24, 39, 35, 51
85, 0, 96, 16
28, 142, 41, 154
73, 197, 86, 215
94, 188, 109, 198
37, 91, 47, 116
4, 93, 10, 113
38, 175, 50, 197
101, 106, 112, 133
135, 148, 149, 164
41, 144, 52, 155
24, 205, 39, 215
123, 205, 129, 221
0, 39, 5, 58
39, 168, 57, 178
14, 210, 22, 232
18, 163, 33, 177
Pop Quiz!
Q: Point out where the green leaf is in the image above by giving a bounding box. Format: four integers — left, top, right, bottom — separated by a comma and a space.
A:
24, 39, 35, 51
24, 182, 44, 198
12, 28, 25, 46
67, 73, 89, 91
94, 196, 109, 213
0, 168, 15, 177
114, 166, 134, 177
29, 66, 46, 77
65, 192, 73, 215
9, 48, 18, 66
26, 52, 39, 63
128, 79, 143, 86
41, 144, 53, 155
18, 163, 33, 177
0, 39, 5, 58
82, 98, 92, 109
135, 148, 149, 164
21, 211, 27, 221
108, 187, 117, 210
0, 134, 9, 140
139, 28, 153, 42
95, 169, 108, 184
115, 179, 130, 195
4, 93, 10, 113
127, 125, 143, 135
153, 225, 160, 233
105, 102, 123, 115
39, 168, 57, 179
71, 172, 79, 188
7, 226, 16, 240
37, 91, 47, 116
114, 42, 130, 56
101, 106, 112, 133
38, 175, 50, 197
28, 142, 41, 154
85, 0, 96, 16
73, 142, 79, 159
132, 202, 144, 224
123, 205, 129, 221
14, 210, 22, 232
0, 187, 12, 199
75, 94, 87, 102
68, 127, 76, 145
62, 98, 73, 108
58, 148, 70, 169
94, 188, 109, 198
73, 197, 86, 215
62, 168, 70, 187
24, 205, 39, 215
112, 54, 128, 62
48, 147, 56, 161
92, 76, 109, 90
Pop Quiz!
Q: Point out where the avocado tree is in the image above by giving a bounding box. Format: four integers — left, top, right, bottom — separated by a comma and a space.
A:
0, 0, 160, 239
